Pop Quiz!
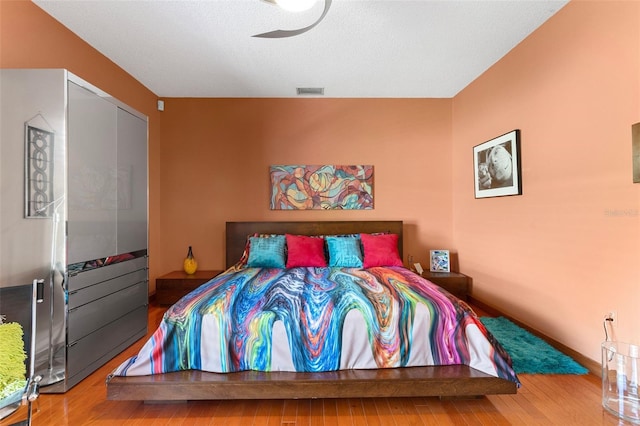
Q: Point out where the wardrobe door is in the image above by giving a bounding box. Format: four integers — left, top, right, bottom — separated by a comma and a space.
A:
67, 82, 118, 264
116, 108, 147, 254
0, 69, 68, 387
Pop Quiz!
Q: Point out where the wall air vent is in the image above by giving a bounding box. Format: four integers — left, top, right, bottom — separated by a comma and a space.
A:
296, 87, 324, 96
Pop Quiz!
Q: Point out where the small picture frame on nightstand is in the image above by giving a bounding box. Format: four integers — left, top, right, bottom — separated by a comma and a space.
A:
430, 250, 450, 272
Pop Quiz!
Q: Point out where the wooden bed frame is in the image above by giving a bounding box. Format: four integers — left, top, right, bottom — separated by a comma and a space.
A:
106, 221, 517, 401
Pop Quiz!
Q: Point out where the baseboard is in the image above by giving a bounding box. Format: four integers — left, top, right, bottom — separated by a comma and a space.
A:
468, 296, 601, 377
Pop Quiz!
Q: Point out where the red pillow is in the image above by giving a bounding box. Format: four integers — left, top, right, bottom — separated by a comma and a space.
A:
361, 233, 403, 268
285, 234, 327, 268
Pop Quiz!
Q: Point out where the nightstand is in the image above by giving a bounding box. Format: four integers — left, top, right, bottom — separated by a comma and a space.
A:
421, 271, 470, 301
156, 270, 223, 305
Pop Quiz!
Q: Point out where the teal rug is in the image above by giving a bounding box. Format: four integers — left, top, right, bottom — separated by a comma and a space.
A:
480, 316, 588, 375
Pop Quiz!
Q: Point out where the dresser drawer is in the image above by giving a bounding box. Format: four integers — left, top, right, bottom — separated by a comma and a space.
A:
67, 305, 147, 379
68, 268, 147, 309
68, 256, 147, 292
68, 280, 148, 342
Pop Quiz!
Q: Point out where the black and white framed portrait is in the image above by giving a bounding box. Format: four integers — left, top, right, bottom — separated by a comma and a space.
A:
473, 129, 522, 199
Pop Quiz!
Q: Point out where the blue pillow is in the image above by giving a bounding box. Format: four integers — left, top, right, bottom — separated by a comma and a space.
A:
326, 236, 363, 268
247, 235, 286, 268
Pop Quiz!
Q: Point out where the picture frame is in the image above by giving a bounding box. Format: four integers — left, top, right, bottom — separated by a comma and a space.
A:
430, 250, 450, 273
473, 129, 522, 198
25, 125, 55, 218
633, 122, 639, 183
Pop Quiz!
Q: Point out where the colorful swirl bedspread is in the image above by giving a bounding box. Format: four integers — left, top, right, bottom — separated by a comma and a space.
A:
112, 267, 519, 385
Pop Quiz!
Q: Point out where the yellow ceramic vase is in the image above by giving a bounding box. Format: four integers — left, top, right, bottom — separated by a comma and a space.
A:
183, 246, 198, 275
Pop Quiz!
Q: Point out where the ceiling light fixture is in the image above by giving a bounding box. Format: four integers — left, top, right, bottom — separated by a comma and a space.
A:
253, 0, 332, 38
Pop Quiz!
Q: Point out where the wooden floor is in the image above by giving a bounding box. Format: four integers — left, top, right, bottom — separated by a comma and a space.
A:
2, 303, 632, 426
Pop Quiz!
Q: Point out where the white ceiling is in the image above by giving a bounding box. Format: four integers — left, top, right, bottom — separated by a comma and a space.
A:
33, 0, 568, 98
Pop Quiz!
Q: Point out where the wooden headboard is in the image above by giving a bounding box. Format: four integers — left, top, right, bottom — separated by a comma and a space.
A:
225, 221, 403, 269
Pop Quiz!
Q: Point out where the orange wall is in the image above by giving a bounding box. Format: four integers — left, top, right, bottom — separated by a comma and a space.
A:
452, 1, 640, 362
159, 98, 454, 278
0, 0, 163, 287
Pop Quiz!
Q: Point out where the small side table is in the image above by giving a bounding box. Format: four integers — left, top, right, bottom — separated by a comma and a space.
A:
421, 271, 470, 301
156, 270, 223, 305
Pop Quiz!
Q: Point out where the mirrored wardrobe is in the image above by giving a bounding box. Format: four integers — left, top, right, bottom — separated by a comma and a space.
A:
0, 69, 148, 392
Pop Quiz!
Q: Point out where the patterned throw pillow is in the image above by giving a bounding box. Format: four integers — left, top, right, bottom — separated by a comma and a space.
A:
326, 236, 363, 268
247, 235, 286, 268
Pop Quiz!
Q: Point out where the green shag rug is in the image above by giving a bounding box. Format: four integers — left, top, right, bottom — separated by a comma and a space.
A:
480, 316, 588, 375
0, 321, 27, 404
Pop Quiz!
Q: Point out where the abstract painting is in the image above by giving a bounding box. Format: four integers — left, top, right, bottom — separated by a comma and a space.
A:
270, 165, 373, 210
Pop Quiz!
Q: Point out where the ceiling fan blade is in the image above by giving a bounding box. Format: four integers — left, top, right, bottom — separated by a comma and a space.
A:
253, 0, 332, 38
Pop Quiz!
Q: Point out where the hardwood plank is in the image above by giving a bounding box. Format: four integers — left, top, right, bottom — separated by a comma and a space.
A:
372, 398, 397, 426
321, 399, 339, 426
249, 399, 274, 426
411, 397, 445, 426
334, 398, 353, 426
347, 398, 368, 426
360, 398, 383, 426
440, 400, 466, 425
295, 399, 312, 426
175, 401, 218, 426
518, 374, 572, 423
451, 399, 483, 426
216, 400, 252, 426
280, 399, 298, 426
489, 394, 539, 426
461, 398, 512, 426
392, 398, 427, 426
308, 399, 324, 426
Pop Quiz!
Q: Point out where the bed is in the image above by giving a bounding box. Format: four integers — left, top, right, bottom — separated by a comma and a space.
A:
106, 221, 519, 401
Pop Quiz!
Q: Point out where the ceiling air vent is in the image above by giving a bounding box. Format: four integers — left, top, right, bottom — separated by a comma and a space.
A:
296, 87, 324, 96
